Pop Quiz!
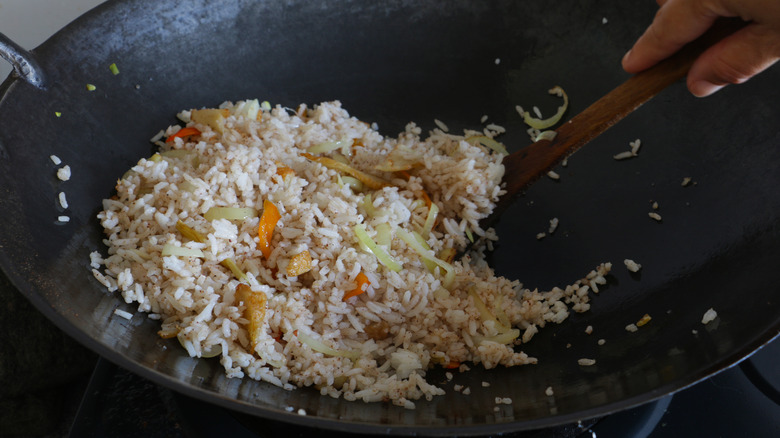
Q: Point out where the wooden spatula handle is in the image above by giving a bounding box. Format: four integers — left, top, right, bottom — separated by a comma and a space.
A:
489, 18, 745, 229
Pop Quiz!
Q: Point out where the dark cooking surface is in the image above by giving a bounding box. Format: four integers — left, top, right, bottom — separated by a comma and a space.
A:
1, 0, 780, 434
19, 339, 780, 437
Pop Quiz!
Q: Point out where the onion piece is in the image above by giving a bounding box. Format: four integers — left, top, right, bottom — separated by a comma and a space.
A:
161, 244, 204, 258
297, 330, 360, 360
534, 130, 558, 142
340, 175, 364, 192
465, 136, 508, 155
396, 228, 455, 289
353, 224, 402, 272
522, 86, 569, 130
200, 343, 222, 358
307, 139, 353, 155
204, 207, 258, 221
473, 329, 520, 346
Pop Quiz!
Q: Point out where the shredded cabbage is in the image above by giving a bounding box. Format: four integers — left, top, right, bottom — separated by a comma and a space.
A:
396, 228, 455, 289
353, 224, 402, 272
204, 207, 258, 221
161, 244, 204, 258
412, 231, 438, 273
421, 202, 439, 239
375, 223, 393, 247
297, 330, 360, 360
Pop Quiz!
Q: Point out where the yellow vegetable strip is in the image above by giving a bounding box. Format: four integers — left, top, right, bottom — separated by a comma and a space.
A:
236, 284, 267, 352
301, 153, 390, 190
176, 220, 207, 243
220, 258, 249, 283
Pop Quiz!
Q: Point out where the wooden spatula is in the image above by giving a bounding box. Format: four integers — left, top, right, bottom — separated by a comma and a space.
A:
480, 19, 744, 233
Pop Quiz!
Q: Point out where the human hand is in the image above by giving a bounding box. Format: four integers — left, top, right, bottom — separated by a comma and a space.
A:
622, 0, 780, 97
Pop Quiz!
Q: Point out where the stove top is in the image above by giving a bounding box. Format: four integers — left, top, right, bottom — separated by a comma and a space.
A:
65, 337, 779, 438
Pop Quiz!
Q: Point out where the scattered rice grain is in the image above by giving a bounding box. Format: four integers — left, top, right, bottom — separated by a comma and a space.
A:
702, 308, 718, 324
58, 192, 69, 209
57, 165, 71, 181
114, 309, 133, 320
624, 259, 642, 272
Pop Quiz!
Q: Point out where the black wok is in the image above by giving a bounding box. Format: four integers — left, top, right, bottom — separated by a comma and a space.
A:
1, 0, 779, 435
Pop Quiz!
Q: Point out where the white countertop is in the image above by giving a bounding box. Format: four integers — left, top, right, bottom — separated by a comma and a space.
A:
0, 0, 106, 80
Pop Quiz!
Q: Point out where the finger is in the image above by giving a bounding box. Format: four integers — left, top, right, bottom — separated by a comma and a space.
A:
623, 0, 719, 73
656, 0, 669, 7
687, 23, 780, 96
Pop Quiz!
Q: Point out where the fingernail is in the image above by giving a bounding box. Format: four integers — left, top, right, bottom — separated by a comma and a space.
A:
689, 80, 724, 98
622, 49, 632, 65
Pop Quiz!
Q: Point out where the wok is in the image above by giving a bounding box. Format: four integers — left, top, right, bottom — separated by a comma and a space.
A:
1, 0, 779, 435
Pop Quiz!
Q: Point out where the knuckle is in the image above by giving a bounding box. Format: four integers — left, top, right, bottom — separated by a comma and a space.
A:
709, 57, 754, 85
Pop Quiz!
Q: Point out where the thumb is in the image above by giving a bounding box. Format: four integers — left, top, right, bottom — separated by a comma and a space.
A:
688, 23, 780, 97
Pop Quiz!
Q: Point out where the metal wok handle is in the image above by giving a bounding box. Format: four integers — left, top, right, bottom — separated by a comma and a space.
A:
0, 31, 46, 89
